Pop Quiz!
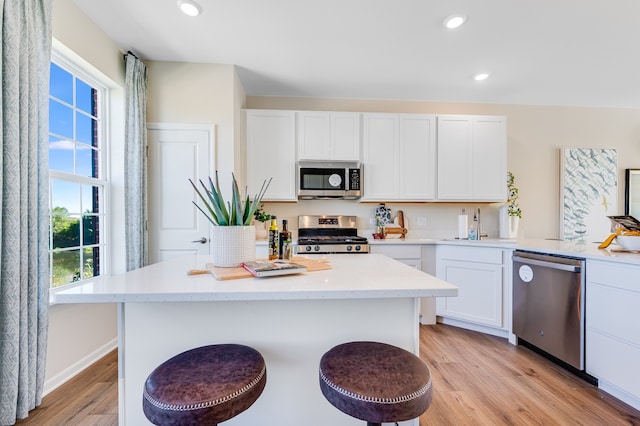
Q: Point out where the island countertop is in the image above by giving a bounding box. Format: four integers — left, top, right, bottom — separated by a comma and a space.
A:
53, 253, 458, 304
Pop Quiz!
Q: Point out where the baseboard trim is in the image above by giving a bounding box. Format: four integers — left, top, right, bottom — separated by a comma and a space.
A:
43, 338, 118, 396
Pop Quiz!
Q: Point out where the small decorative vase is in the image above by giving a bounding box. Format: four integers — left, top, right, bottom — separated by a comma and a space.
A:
254, 221, 268, 240
211, 226, 256, 267
499, 205, 520, 239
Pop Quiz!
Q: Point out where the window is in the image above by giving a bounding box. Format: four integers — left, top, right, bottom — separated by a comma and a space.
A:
49, 58, 108, 288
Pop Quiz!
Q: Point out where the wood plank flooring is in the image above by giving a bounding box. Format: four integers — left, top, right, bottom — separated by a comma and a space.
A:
15, 324, 640, 425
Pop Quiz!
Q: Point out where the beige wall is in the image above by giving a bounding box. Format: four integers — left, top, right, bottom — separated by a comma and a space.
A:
47, 0, 123, 394
145, 61, 244, 192
247, 97, 640, 240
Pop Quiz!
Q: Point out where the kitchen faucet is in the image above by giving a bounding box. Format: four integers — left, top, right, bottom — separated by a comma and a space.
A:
474, 208, 481, 240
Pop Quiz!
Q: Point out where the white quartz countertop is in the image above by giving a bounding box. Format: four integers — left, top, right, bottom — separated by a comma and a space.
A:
368, 237, 640, 266
53, 254, 458, 304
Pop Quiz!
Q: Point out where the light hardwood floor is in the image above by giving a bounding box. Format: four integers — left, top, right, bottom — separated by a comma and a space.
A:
15, 324, 640, 425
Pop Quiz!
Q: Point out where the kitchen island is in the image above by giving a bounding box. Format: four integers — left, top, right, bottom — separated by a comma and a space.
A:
54, 254, 457, 426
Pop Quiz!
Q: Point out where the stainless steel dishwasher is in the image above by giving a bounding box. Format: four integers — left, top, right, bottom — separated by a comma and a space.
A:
512, 250, 588, 374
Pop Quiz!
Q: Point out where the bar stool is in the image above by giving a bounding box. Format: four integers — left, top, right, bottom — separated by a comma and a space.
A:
143, 344, 266, 425
319, 341, 433, 426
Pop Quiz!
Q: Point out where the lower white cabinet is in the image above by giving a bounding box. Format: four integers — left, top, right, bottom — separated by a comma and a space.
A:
586, 260, 640, 410
436, 245, 510, 335
370, 244, 422, 269
370, 244, 435, 325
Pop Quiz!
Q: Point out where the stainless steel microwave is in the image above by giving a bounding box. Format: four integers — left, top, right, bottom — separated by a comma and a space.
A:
298, 161, 362, 200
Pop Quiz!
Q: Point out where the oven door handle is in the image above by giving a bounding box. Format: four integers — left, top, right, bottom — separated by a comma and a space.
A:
513, 256, 581, 273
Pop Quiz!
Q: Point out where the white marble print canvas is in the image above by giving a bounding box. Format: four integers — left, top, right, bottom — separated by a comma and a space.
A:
560, 148, 617, 242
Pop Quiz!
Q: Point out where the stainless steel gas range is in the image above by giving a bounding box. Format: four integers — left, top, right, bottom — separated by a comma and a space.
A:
296, 215, 369, 254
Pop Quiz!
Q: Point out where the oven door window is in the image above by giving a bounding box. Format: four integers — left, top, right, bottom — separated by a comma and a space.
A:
300, 168, 346, 190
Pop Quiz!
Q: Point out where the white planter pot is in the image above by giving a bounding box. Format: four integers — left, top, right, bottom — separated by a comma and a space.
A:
499, 205, 520, 239
211, 226, 256, 267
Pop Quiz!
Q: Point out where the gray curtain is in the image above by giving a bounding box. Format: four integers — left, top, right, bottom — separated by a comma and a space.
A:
0, 0, 53, 424
124, 52, 148, 270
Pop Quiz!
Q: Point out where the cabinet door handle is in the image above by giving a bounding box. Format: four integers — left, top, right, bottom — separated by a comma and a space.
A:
192, 237, 208, 244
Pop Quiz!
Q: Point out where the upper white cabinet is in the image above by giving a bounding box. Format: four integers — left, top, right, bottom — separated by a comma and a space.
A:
246, 110, 297, 201
362, 113, 436, 201
437, 115, 507, 201
296, 111, 360, 161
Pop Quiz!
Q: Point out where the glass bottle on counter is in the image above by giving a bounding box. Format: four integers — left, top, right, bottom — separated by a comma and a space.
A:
278, 219, 291, 260
268, 216, 279, 260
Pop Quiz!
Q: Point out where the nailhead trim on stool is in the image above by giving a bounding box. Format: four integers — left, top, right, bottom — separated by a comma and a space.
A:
319, 341, 433, 424
143, 344, 266, 425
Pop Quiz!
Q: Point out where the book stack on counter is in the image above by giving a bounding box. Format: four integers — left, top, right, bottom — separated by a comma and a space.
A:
242, 260, 307, 277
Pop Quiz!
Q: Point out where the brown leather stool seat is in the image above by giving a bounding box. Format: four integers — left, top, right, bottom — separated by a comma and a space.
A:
143, 344, 266, 425
319, 341, 432, 426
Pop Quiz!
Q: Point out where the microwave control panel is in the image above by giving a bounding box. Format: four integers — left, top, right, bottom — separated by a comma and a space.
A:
349, 168, 361, 190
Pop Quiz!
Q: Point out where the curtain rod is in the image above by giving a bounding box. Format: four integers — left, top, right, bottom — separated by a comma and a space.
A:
123, 50, 140, 61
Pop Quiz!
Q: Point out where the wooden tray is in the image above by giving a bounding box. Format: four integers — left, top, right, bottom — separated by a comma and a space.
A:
189, 257, 332, 281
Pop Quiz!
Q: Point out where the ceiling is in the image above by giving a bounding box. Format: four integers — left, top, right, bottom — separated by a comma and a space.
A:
73, 0, 640, 109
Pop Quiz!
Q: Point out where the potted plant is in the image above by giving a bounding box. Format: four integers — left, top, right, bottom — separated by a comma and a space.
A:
190, 172, 271, 267
499, 171, 522, 239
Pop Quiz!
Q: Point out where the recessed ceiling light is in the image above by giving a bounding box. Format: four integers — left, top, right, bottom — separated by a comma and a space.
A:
177, 0, 201, 17
474, 72, 490, 81
443, 15, 467, 29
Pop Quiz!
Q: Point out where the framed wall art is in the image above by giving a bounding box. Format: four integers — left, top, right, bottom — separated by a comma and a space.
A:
560, 148, 617, 242
625, 169, 640, 219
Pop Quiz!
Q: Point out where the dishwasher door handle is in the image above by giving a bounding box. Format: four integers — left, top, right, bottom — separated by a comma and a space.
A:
513, 256, 581, 273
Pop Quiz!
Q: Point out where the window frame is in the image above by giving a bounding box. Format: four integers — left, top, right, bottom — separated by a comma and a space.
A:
49, 48, 111, 292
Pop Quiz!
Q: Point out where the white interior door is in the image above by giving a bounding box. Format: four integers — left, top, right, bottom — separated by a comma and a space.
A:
148, 125, 214, 264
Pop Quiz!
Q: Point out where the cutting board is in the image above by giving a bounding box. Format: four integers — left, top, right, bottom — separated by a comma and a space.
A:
189, 257, 332, 281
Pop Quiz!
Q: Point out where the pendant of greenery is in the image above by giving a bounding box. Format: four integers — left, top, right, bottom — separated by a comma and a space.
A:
507, 171, 522, 219
190, 172, 272, 226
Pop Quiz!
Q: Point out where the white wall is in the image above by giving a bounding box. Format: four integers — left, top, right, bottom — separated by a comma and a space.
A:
46, 0, 124, 394
247, 97, 640, 240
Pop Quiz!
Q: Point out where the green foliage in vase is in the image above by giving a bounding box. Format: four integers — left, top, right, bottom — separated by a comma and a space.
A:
507, 171, 522, 219
190, 172, 272, 226
253, 204, 271, 223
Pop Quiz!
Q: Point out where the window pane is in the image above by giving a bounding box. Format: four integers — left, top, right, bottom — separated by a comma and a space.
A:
76, 145, 98, 178
76, 78, 96, 116
82, 247, 99, 279
82, 184, 100, 214
49, 99, 74, 139
76, 112, 96, 146
52, 249, 81, 287
82, 215, 99, 245
52, 180, 81, 214
49, 135, 74, 173
50, 63, 73, 104
52, 213, 80, 249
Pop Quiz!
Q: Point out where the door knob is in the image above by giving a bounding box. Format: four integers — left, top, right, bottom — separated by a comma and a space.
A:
192, 237, 208, 244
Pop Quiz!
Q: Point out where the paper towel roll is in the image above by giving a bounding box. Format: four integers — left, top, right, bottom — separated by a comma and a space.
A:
458, 215, 468, 240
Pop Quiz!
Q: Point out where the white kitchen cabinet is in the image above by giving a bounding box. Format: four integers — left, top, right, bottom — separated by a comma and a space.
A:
362, 113, 436, 201
586, 260, 640, 410
371, 244, 436, 325
296, 111, 360, 161
246, 110, 297, 201
436, 245, 510, 336
370, 244, 422, 269
437, 115, 507, 201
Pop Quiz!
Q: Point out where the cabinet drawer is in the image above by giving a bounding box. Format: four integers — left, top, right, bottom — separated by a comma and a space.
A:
587, 260, 640, 292
371, 245, 421, 259
587, 280, 640, 347
437, 245, 503, 264
586, 329, 640, 397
